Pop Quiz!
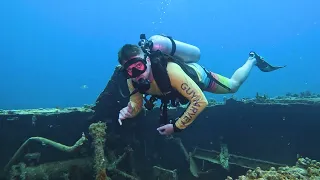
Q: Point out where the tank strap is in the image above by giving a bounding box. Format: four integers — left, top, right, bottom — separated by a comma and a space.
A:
160, 34, 176, 56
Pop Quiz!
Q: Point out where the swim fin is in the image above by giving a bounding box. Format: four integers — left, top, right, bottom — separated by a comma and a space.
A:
250, 51, 286, 72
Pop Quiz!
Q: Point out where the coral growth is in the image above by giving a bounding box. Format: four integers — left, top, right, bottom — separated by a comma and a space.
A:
96, 169, 107, 180
226, 157, 320, 180
4, 133, 87, 174
89, 122, 108, 180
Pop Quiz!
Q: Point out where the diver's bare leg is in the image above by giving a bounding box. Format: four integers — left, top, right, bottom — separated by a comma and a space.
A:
229, 55, 257, 93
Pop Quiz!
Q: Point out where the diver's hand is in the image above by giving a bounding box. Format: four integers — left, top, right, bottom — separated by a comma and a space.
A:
118, 102, 133, 125
157, 124, 174, 135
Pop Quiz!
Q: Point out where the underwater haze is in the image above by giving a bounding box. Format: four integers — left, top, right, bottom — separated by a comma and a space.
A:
0, 0, 319, 109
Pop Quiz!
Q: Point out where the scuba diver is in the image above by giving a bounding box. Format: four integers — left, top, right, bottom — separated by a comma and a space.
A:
117, 34, 285, 136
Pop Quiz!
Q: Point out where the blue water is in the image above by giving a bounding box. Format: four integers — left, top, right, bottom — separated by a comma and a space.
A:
0, 0, 319, 109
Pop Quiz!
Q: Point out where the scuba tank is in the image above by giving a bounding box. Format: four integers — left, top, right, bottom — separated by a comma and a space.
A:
139, 34, 201, 63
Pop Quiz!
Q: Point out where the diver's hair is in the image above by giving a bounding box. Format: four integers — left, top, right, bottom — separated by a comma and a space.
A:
118, 44, 143, 65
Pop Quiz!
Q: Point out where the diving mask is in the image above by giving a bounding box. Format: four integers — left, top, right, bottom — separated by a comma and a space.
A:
122, 57, 147, 78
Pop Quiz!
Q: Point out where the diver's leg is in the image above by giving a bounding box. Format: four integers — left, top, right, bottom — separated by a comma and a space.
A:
229, 54, 257, 92
204, 53, 257, 94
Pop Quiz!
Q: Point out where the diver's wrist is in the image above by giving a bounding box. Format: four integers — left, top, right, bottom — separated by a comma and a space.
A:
173, 122, 182, 132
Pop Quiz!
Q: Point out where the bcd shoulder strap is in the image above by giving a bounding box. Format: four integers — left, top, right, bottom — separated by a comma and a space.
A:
150, 54, 172, 95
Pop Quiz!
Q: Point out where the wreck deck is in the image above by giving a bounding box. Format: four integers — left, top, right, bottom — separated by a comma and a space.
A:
0, 95, 319, 179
